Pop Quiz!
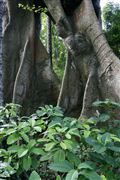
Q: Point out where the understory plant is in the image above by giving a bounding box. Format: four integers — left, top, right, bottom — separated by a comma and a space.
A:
0, 100, 120, 180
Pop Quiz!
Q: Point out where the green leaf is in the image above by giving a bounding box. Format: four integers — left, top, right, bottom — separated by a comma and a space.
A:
6, 128, 16, 135
78, 162, 93, 170
20, 132, 29, 143
111, 135, 120, 142
81, 170, 101, 180
84, 130, 91, 138
66, 169, 78, 180
54, 149, 65, 162
23, 156, 32, 171
48, 161, 73, 172
36, 110, 46, 117
101, 133, 111, 145
7, 133, 20, 145
98, 114, 110, 122
8, 145, 20, 153
62, 140, 76, 150
68, 128, 80, 137
101, 175, 107, 180
18, 148, 28, 158
67, 152, 80, 167
45, 142, 56, 151
29, 171, 41, 180
40, 153, 52, 161
65, 133, 71, 139
33, 126, 42, 132
28, 140, 36, 149
29, 118, 36, 127
48, 119, 62, 128
31, 148, 45, 155
37, 138, 50, 143
56, 175, 61, 180
60, 141, 67, 150
108, 146, 120, 152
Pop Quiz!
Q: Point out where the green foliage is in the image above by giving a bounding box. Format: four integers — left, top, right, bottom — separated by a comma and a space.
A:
0, 101, 120, 179
18, 3, 47, 13
103, 2, 120, 58
40, 14, 66, 80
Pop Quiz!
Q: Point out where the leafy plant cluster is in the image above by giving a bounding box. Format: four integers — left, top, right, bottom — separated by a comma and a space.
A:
0, 100, 120, 180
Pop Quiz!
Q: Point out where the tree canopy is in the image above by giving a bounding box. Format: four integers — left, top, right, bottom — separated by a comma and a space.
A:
103, 2, 120, 58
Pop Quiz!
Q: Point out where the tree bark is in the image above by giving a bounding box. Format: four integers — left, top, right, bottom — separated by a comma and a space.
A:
2, 0, 59, 114
2, 0, 120, 118
45, 0, 120, 117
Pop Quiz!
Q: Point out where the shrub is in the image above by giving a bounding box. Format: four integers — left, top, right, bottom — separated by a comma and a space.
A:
0, 100, 120, 180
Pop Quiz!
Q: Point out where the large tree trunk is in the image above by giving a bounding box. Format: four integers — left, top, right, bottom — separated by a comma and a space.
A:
2, 0, 59, 114
2, 0, 120, 117
44, 0, 120, 117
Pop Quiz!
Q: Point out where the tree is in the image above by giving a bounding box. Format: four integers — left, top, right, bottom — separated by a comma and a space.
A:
2, 0, 120, 118
103, 2, 120, 58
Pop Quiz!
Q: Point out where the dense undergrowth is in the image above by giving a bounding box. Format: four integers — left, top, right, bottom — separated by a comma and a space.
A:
0, 100, 120, 180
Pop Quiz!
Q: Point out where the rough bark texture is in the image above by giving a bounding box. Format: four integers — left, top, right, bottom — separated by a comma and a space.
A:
2, 0, 59, 114
2, 0, 120, 117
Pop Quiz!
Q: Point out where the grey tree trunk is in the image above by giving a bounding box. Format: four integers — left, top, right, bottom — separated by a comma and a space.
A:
2, 0, 120, 117
0, 0, 3, 105
2, 0, 59, 115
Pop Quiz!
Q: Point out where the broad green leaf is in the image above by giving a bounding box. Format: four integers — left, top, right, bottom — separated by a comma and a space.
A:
20, 132, 29, 143
65, 133, 71, 139
84, 130, 91, 138
48, 119, 62, 128
94, 144, 106, 153
6, 128, 16, 135
56, 175, 61, 180
18, 122, 29, 129
34, 126, 42, 132
65, 169, 78, 180
31, 148, 45, 155
7, 133, 20, 145
101, 133, 111, 145
18, 148, 28, 158
45, 142, 56, 151
28, 140, 36, 149
29, 171, 41, 180
60, 141, 67, 150
54, 149, 65, 162
40, 153, 52, 161
101, 175, 107, 180
68, 128, 80, 137
48, 161, 73, 172
62, 140, 76, 150
78, 162, 93, 170
86, 137, 106, 153
29, 118, 36, 127
67, 152, 80, 167
31, 157, 39, 169
98, 114, 110, 122
108, 146, 120, 152
8, 145, 19, 153
23, 156, 32, 171
111, 135, 120, 142
36, 110, 46, 117
81, 170, 101, 180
